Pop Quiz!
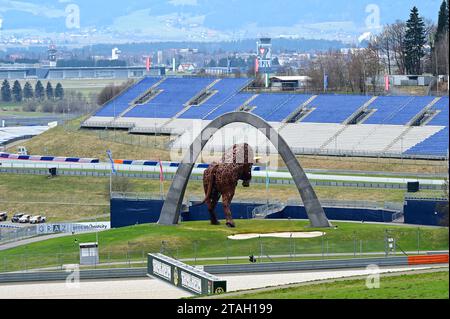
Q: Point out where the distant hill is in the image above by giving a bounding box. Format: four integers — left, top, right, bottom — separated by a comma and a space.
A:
0, 0, 443, 42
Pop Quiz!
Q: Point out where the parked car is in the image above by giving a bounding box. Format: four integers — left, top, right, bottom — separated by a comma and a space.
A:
0, 212, 7, 222
30, 215, 46, 224
11, 213, 24, 223
18, 215, 31, 223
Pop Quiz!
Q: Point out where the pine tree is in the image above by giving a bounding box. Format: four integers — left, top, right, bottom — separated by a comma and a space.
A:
23, 82, 34, 100
35, 80, 45, 100
46, 82, 54, 100
1, 79, 12, 102
12, 80, 23, 102
55, 83, 64, 100
436, 0, 449, 42
404, 6, 427, 75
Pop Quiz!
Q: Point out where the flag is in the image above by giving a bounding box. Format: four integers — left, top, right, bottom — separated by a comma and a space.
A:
159, 158, 164, 182
384, 75, 390, 91
146, 57, 151, 71
106, 150, 116, 174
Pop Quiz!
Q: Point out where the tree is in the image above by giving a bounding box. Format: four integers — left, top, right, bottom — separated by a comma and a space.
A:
23, 82, 34, 100
404, 7, 427, 74
12, 80, 23, 102
97, 80, 134, 106
436, 0, 449, 42
46, 82, 54, 100
35, 81, 45, 100
55, 83, 64, 100
1, 79, 12, 102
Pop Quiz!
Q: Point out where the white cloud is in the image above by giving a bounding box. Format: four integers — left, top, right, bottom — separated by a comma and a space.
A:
168, 0, 198, 6
0, 0, 66, 18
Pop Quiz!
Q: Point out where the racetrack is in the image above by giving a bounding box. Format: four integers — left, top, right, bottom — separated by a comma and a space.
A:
0, 264, 446, 299
0, 159, 444, 186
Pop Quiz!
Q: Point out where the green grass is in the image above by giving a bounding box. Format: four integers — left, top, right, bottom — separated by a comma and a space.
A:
0, 220, 447, 273
0, 172, 416, 222
225, 271, 449, 299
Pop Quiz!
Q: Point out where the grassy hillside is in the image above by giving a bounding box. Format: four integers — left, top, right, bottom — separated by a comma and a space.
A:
223, 271, 449, 299
5, 116, 447, 175
0, 173, 413, 222
0, 220, 447, 272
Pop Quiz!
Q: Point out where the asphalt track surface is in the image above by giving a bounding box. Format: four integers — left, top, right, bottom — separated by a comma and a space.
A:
0, 264, 446, 299
0, 159, 444, 185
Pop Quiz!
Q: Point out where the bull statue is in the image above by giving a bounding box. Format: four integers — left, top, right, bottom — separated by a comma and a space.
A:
200, 143, 254, 228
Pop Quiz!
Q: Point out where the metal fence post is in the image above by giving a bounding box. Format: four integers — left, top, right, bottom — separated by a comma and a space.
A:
417, 227, 420, 255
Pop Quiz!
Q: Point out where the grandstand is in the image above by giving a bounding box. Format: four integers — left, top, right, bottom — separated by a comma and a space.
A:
83, 76, 449, 158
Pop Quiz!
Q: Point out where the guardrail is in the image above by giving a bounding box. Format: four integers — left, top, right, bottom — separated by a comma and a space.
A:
0, 268, 147, 284
204, 256, 408, 274
2, 254, 446, 283
0, 167, 443, 191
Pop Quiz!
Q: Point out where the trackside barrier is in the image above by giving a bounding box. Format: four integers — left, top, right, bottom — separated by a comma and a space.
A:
204, 257, 411, 274
0, 268, 147, 284
0, 152, 99, 163
0, 255, 447, 284
408, 254, 449, 265
148, 253, 227, 295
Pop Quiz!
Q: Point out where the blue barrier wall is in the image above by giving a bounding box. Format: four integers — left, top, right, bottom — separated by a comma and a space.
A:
110, 199, 162, 228
404, 199, 448, 226
111, 198, 397, 228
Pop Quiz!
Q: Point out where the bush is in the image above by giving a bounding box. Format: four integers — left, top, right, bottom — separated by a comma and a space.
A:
41, 100, 55, 113
23, 102, 37, 112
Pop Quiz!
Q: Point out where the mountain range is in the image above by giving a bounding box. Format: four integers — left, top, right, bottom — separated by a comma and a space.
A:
0, 0, 444, 43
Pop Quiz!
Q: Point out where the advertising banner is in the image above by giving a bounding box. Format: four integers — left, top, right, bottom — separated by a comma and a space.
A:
148, 253, 227, 295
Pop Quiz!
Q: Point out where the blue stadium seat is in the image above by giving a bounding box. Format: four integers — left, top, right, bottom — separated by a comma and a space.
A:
427, 96, 449, 126
405, 127, 449, 156
302, 95, 371, 123
180, 78, 250, 119
204, 93, 254, 120
365, 96, 435, 125
94, 77, 161, 117
124, 77, 215, 118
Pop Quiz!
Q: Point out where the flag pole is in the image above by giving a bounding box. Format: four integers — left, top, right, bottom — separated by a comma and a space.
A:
159, 158, 164, 199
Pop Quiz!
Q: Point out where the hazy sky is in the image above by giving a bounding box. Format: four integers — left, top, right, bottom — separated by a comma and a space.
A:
0, 0, 445, 41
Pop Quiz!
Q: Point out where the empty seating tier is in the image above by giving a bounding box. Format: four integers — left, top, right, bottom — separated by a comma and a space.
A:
302, 95, 372, 123
364, 96, 435, 125
180, 78, 251, 119
94, 77, 162, 117
124, 77, 215, 119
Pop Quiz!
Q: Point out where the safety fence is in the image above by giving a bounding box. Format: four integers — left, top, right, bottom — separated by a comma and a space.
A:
0, 227, 447, 274
0, 167, 444, 191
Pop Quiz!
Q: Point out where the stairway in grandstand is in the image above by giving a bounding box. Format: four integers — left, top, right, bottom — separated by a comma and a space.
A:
383, 97, 442, 153
117, 77, 167, 118
159, 79, 222, 128
349, 96, 434, 153
278, 95, 318, 131
319, 96, 378, 150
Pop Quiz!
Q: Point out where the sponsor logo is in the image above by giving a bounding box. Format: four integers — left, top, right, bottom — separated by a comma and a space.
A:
153, 259, 171, 281
181, 271, 202, 294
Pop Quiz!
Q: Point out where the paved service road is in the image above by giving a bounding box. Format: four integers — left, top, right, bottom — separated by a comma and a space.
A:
0, 264, 446, 299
